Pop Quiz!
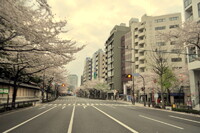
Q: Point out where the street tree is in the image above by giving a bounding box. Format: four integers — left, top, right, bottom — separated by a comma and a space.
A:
148, 47, 170, 108
0, 0, 84, 106
161, 21, 200, 59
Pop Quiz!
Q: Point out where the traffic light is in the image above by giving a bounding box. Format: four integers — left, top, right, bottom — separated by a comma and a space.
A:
127, 74, 132, 78
61, 83, 65, 87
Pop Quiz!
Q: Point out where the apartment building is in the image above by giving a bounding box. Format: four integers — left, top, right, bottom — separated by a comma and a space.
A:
82, 57, 92, 84
92, 49, 104, 80
105, 24, 130, 93
130, 13, 188, 103
183, 0, 200, 110
131, 13, 185, 73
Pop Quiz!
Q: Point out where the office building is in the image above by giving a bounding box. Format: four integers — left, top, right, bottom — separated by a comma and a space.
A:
92, 49, 104, 80
105, 23, 130, 93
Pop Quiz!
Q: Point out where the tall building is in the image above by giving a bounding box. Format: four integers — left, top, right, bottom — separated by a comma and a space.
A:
131, 13, 185, 74
183, 0, 200, 110
121, 31, 133, 95
105, 23, 130, 93
67, 74, 78, 90
82, 57, 92, 84
92, 49, 104, 80
130, 13, 188, 103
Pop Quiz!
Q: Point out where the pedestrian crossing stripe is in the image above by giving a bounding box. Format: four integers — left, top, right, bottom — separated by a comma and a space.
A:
43, 103, 132, 107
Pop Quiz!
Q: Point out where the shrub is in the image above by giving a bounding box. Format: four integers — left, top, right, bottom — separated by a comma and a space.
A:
172, 108, 200, 115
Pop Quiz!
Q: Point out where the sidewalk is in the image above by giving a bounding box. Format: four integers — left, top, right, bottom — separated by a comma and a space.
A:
117, 100, 200, 117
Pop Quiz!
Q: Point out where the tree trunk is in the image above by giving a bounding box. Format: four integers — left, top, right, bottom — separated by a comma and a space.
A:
160, 76, 165, 109
12, 78, 18, 108
167, 88, 170, 105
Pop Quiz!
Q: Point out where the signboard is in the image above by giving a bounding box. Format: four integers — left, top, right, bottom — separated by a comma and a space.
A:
0, 88, 9, 94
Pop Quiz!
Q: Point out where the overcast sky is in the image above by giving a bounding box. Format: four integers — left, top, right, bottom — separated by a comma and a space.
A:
48, 0, 183, 86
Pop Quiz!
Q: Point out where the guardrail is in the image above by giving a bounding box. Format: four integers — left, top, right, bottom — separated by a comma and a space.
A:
0, 100, 39, 112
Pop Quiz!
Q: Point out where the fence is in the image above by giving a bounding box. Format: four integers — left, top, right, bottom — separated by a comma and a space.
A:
0, 100, 39, 112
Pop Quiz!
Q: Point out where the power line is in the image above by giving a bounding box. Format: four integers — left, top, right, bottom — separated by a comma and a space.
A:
118, 47, 198, 56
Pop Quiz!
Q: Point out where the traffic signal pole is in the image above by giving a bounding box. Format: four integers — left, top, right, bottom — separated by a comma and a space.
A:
140, 75, 146, 106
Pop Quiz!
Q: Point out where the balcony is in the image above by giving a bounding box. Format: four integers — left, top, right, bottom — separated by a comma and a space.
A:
134, 38, 139, 43
139, 63, 146, 68
138, 48, 145, 53
135, 45, 139, 50
139, 24, 145, 31
138, 39, 145, 45
139, 55, 145, 60
138, 32, 145, 38
135, 61, 139, 65
135, 53, 139, 57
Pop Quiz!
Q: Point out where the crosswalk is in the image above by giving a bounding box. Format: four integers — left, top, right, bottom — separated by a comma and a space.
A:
40, 103, 133, 107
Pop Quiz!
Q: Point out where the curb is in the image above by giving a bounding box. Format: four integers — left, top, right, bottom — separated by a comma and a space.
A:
117, 100, 200, 118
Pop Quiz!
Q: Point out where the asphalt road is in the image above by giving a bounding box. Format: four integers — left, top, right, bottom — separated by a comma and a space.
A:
0, 96, 200, 133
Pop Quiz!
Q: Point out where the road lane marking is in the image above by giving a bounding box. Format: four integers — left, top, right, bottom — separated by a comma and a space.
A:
68, 103, 76, 133
3, 106, 56, 133
169, 115, 200, 124
139, 115, 184, 130
68, 104, 71, 106
62, 106, 66, 109
93, 106, 139, 133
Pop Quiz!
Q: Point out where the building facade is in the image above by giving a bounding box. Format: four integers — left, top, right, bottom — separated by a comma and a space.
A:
92, 49, 104, 80
105, 24, 130, 93
183, 0, 200, 110
67, 74, 78, 90
130, 13, 189, 104
82, 57, 92, 84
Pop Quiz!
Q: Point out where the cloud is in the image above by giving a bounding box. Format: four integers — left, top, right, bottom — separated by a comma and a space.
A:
48, 0, 183, 85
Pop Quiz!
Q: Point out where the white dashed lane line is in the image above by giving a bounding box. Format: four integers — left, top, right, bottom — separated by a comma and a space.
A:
169, 115, 200, 124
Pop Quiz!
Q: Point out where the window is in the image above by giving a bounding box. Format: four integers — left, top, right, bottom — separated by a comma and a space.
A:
198, 3, 200, 17
169, 16, 179, 21
155, 26, 166, 30
171, 49, 181, 53
169, 25, 179, 29
171, 58, 182, 62
170, 41, 176, 45
156, 42, 166, 46
154, 18, 165, 23
184, 0, 192, 8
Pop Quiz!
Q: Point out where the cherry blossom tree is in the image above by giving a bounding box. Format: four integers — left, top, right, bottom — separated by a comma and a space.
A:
162, 21, 200, 50
0, 0, 84, 106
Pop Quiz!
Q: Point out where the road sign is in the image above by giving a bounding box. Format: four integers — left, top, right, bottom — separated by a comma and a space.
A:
0, 88, 9, 94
